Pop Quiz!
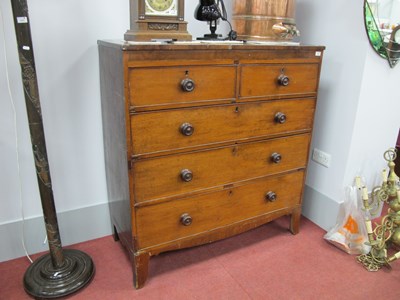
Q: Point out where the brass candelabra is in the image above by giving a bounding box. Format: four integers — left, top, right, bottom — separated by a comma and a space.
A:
357, 148, 400, 271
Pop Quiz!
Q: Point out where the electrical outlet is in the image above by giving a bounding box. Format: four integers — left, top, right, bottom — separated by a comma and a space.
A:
312, 148, 331, 168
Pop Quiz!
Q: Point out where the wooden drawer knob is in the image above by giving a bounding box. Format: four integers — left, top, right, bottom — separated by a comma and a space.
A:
265, 191, 277, 202
180, 169, 193, 182
277, 74, 290, 86
180, 213, 193, 226
274, 112, 287, 124
181, 78, 195, 92
180, 123, 194, 136
271, 152, 282, 164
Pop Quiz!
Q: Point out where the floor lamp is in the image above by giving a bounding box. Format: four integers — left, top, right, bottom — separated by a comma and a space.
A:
10, 0, 95, 298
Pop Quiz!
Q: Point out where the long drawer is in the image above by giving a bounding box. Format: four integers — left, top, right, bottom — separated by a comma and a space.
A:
128, 64, 236, 110
240, 63, 319, 99
130, 98, 316, 156
135, 171, 305, 249
133, 134, 310, 203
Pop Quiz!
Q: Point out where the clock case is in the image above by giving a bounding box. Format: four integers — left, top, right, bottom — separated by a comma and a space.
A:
125, 0, 192, 41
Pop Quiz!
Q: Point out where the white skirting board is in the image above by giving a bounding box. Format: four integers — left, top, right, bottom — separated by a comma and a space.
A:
0, 203, 112, 263
302, 185, 341, 232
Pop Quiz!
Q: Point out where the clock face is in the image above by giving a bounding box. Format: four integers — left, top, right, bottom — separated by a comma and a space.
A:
145, 0, 178, 16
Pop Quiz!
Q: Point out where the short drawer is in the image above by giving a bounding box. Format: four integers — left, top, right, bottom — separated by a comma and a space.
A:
133, 134, 310, 203
130, 98, 316, 156
128, 65, 236, 110
240, 63, 319, 99
135, 171, 305, 249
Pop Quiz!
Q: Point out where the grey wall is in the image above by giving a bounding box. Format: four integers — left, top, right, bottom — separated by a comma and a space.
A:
297, 0, 400, 229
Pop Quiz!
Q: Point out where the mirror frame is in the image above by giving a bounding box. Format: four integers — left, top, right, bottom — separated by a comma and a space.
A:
364, 0, 399, 68
388, 25, 400, 64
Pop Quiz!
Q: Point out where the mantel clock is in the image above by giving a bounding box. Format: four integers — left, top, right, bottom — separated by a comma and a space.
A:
125, 0, 192, 41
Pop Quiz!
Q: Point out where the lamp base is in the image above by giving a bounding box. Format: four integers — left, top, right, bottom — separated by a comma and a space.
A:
197, 33, 224, 40
23, 249, 95, 299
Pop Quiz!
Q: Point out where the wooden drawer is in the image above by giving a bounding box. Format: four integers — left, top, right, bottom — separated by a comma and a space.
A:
135, 171, 305, 249
133, 134, 310, 203
128, 65, 236, 110
240, 63, 319, 100
130, 98, 316, 156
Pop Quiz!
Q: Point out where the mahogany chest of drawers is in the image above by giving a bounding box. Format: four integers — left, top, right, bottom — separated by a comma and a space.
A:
98, 41, 324, 288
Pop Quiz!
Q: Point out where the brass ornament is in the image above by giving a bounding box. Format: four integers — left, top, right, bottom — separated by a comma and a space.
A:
357, 148, 400, 271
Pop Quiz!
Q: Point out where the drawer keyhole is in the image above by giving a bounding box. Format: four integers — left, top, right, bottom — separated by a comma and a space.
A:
232, 145, 239, 155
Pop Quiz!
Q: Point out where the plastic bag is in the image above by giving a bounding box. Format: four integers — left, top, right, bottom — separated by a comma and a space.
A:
324, 183, 371, 255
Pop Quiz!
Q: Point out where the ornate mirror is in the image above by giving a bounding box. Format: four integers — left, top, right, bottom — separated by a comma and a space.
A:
364, 0, 400, 68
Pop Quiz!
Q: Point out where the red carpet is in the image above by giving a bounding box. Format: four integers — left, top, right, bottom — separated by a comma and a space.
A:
1, 217, 399, 299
